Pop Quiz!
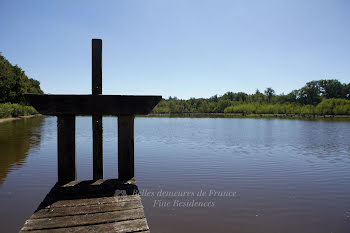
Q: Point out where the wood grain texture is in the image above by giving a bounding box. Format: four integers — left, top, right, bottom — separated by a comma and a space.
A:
21, 208, 146, 230
20, 179, 149, 232
22, 219, 150, 233
49, 194, 141, 208
32, 201, 143, 219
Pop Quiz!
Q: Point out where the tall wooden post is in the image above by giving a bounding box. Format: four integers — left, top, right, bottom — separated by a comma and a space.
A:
57, 115, 76, 183
118, 115, 135, 181
25, 39, 162, 185
92, 39, 103, 180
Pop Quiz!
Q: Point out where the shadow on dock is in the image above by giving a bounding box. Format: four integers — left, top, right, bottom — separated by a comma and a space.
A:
20, 179, 150, 233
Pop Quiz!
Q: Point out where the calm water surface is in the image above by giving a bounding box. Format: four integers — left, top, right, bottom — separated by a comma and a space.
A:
0, 116, 350, 233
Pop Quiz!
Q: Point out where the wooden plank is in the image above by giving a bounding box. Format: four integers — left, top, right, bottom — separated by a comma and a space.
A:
32, 200, 143, 219
20, 218, 149, 233
92, 115, 103, 180
118, 115, 135, 181
35, 179, 140, 209
49, 194, 141, 208
21, 208, 146, 231
19, 179, 149, 232
25, 94, 162, 115
57, 116, 76, 183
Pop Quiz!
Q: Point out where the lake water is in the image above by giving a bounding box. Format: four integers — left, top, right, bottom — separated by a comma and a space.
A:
0, 116, 350, 233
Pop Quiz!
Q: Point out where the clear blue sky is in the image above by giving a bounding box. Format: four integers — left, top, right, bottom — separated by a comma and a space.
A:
1, 0, 349, 99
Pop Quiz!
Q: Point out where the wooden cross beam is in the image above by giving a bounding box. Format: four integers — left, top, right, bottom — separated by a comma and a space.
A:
25, 39, 161, 184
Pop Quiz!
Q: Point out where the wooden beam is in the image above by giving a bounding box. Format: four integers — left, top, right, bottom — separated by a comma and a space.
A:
92, 39, 102, 95
25, 94, 162, 116
118, 115, 135, 181
57, 116, 76, 183
92, 39, 103, 180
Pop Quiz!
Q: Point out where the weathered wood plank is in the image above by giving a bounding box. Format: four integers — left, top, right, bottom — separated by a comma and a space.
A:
57, 116, 76, 183
32, 200, 143, 218
25, 94, 162, 115
49, 195, 141, 208
118, 115, 135, 181
35, 179, 139, 209
20, 179, 150, 232
21, 208, 146, 231
20, 218, 149, 233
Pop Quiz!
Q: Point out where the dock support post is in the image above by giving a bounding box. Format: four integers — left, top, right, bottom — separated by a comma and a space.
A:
93, 116, 103, 180
92, 39, 103, 180
57, 115, 76, 183
118, 115, 135, 181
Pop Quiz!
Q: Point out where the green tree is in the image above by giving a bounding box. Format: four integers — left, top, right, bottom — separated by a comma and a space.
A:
319, 79, 343, 99
0, 54, 43, 104
344, 83, 350, 99
151, 79, 350, 116
264, 88, 275, 103
251, 89, 265, 103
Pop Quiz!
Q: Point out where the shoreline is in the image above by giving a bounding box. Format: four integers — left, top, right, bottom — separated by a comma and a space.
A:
0, 115, 41, 124
146, 113, 350, 120
1, 113, 350, 122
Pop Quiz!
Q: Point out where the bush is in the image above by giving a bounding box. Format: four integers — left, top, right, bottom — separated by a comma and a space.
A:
301, 105, 316, 115
316, 99, 350, 115
0, 103, 12, 118
0, 103, 38, 118
152, 97, 350, 116
223, 99, 350, 115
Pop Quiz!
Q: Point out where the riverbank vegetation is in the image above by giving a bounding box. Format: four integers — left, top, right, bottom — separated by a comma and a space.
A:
1, 53, 349, 118
153, 80, 350, 116
0, 54, 43, 118
0, 103, 38, 118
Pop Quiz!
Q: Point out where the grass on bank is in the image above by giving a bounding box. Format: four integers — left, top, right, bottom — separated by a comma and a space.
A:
0, 103, 38, 118
153, 98, 350, 116
223, 99, 350, 115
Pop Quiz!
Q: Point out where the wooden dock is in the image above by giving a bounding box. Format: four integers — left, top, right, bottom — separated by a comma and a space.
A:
20, 179, 150, 233
21, 39, 161, 232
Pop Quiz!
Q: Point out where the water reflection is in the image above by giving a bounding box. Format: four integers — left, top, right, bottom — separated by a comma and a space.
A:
0, 117, 44, 185
0, 116, 349, 233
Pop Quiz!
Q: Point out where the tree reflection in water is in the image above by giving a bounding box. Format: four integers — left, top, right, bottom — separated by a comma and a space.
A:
0, 117, 44, 185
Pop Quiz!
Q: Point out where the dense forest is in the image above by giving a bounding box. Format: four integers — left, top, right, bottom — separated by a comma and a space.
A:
0, 54, 42, 118
153, 80, 350, 115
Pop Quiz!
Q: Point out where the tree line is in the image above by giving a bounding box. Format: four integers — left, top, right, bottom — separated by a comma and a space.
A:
1, 53, 349, 116
153, 80, 350, 115
0, 54, 42, 118
0, 54, 43, 104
